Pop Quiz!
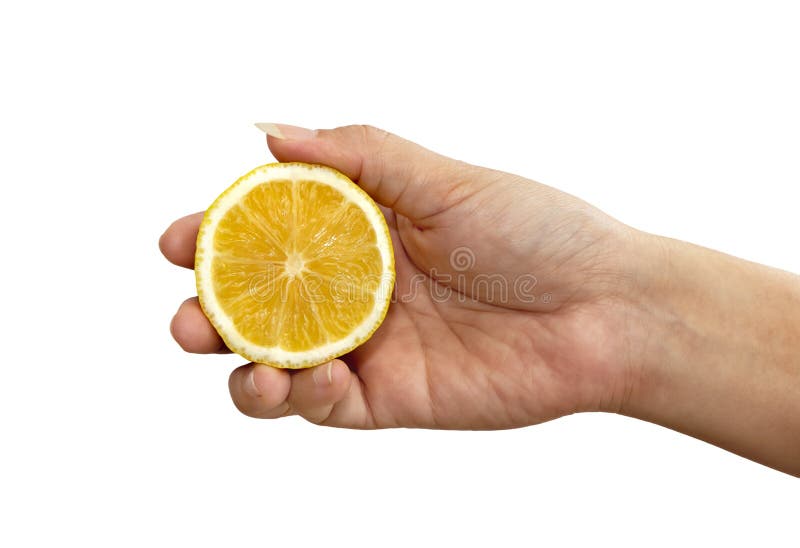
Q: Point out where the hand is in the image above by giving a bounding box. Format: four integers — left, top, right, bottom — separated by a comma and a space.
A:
160, 124, 641, 429
160, 124, 800, 477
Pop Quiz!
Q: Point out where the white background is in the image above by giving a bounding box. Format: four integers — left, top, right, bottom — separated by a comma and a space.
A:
1, 1, 797, 546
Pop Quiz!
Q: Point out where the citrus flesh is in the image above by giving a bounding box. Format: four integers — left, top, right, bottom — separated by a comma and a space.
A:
195, 163, 394, 368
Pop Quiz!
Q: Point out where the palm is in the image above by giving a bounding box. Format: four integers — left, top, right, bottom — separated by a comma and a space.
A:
347, 207, 628, 429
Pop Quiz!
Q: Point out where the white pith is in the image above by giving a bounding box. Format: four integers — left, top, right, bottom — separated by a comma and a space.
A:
196, 163, 394, 368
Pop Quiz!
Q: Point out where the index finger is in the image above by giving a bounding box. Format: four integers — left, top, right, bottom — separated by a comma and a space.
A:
159, 212, 204, 269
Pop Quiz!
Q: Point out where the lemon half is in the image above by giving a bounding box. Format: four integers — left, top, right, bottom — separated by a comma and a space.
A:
195, 163, 395, 368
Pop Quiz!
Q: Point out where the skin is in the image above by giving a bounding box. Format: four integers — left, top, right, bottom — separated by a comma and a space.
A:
160, 125, 800, 476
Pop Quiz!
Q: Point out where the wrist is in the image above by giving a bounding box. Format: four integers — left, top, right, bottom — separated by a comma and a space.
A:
620, 231, 797, 414
616, 230, 800, 474
615, 232, 713, 419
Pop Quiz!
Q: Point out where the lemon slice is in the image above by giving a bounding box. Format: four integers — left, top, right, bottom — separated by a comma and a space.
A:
195, 162, 395, 368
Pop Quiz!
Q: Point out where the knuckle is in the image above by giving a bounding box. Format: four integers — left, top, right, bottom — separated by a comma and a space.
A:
358, 124, 388, 140
333, 124, 391, 148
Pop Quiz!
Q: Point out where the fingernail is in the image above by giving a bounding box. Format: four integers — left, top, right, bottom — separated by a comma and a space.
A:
254, 123, 317, 141
245, 367, 261, 397
312, 361, 334, 387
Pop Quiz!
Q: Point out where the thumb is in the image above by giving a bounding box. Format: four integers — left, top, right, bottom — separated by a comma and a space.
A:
255, 123, 466, 221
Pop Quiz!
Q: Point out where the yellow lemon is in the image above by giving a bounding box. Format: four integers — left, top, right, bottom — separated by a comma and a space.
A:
195, 163, 394, 368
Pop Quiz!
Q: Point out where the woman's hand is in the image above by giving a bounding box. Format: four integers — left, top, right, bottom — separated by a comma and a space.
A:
160, 124, 641, 428
160, 124, 800, 475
